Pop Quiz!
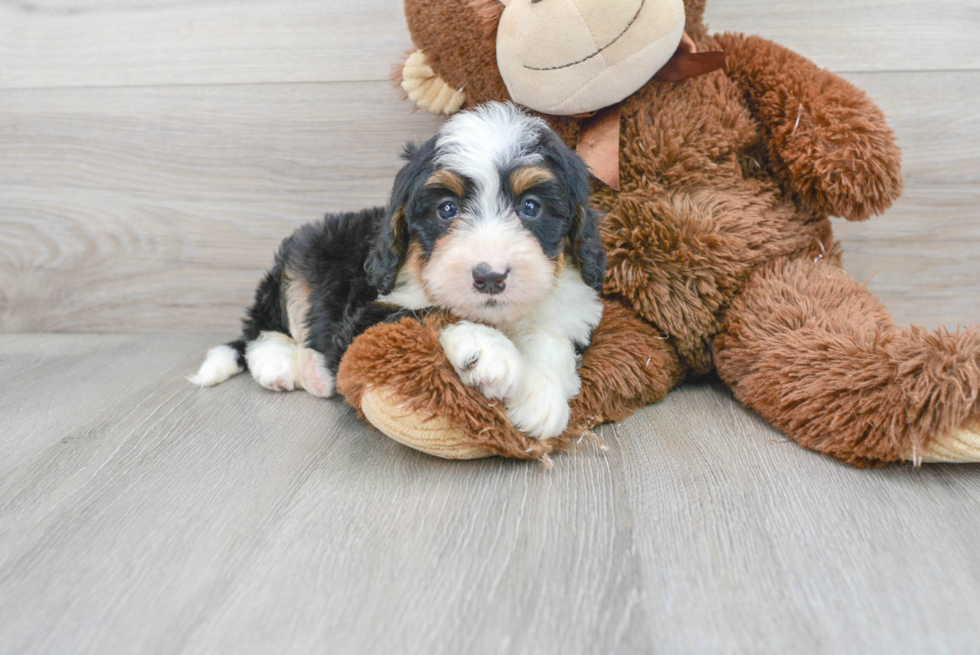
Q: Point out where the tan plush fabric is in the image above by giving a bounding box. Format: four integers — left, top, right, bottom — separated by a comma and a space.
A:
361, 386, 493, 459
400, 50, 466, 116
496, 0, 685, 115
915, 420, 980, 464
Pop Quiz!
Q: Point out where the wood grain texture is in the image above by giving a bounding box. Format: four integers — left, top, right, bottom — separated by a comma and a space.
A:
615, 384, 980, 654
1, 0, 977, 92
2, 71, 979, 333
0, 82, 440, 333
1, 334, 979, 654
835, 71, 980, 328
705, 0, 980, 73
0, 0, 415, 90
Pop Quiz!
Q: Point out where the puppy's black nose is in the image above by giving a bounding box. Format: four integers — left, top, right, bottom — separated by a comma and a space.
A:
472, 263, 508, 295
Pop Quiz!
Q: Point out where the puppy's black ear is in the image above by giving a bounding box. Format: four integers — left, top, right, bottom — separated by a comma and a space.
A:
365, 139, 436, 294
572, 207, 607, 292
364, 204, 405, 295
540, 130, 607, 292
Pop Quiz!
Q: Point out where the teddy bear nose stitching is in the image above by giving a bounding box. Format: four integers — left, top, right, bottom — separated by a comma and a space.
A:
472, 263, 508, 295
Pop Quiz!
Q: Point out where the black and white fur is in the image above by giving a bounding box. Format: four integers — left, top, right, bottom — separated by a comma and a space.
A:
190, 102, 606, 439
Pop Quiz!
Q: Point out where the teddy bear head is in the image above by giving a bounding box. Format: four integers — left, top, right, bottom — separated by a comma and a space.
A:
401, 0, 708, 116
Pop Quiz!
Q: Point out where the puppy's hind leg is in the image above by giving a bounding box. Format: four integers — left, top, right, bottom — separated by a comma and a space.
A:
241, 332, 335, 397
296, 347, 336, 398
283, 266, 336, 398
244, 331, 302, 392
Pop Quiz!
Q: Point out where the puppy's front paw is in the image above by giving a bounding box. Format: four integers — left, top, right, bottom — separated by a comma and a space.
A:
506, 375, 571, 439
439, 322, 522, 400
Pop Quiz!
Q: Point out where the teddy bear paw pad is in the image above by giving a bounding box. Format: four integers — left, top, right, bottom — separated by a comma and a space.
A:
360, 386, 494, 460
911, 416, 980, 464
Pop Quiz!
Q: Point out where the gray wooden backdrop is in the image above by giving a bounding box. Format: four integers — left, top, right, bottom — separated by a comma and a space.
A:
1, 0, 978, 334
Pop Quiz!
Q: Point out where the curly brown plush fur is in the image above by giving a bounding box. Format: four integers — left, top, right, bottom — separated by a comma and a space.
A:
337, 0, 980, 466
339, 300, 682, 459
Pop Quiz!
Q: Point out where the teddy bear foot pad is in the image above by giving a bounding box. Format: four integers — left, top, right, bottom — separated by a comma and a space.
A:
360, 386, 494, 460
914, 417, 980, 464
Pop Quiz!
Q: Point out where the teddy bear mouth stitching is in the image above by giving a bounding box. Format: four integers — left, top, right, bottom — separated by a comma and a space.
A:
522, 0, 645, 71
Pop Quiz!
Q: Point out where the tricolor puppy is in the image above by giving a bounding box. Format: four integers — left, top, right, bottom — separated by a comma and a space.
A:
190, 102, 606, 439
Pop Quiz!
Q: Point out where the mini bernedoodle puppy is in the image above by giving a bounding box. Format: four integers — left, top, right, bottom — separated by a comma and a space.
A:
191, 102, 606, 439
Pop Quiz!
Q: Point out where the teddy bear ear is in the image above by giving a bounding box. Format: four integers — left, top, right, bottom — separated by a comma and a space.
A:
399, 50, 467, 116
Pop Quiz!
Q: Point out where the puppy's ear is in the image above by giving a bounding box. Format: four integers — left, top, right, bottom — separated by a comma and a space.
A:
540, 131, 607, 292
365, 205, 406, 295
571, 207, 607, 292
365, 140, 436, 294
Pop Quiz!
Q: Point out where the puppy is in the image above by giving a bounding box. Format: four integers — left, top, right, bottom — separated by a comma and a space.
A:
190, 102, 606, 439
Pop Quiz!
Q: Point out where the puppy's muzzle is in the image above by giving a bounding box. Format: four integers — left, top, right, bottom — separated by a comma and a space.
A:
472, 263, 509, 295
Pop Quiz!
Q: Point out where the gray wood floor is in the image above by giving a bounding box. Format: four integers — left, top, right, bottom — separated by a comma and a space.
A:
2, 1, 980, 653
3, 335, 980, 654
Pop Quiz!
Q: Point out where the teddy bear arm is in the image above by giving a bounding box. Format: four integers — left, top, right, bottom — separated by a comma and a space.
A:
568, 300, 684, 430
336, 302, 682, 461
714, 32, 903, 222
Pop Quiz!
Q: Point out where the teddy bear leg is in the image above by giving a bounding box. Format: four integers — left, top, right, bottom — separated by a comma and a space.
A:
336, 301, 683, 461
714, 256, 980, 467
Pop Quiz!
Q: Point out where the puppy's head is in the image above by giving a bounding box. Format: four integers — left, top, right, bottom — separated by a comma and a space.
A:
366, 102, 605, 324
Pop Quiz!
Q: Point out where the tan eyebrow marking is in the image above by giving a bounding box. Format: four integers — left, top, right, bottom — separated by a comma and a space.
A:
425, 170, 466, 196
509, 166, 556, 196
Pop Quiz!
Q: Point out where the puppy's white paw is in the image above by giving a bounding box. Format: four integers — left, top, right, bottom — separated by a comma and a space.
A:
297, 347, 336, 398
506, 373, 572, 439
439, 321, 522, 400
246, 332, 300, 392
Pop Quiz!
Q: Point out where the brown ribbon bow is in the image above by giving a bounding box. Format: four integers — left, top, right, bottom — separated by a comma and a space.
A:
575, 33, 726, 191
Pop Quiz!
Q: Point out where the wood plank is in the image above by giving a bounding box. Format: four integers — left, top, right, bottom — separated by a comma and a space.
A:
705, 0, 980, 73
615, 383, 980, 654
0, 82, 441, 333
0, 0, 414, 90
2, 71, 978, 333
2, 334, 980, 653
0, 334, 647, 655
0, 0, 977, 92
835, 71, 980, 328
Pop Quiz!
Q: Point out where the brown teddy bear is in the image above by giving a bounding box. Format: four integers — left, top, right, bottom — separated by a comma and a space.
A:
336, 0, 980, 467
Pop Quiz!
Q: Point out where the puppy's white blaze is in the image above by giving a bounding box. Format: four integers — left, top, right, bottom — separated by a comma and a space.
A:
436, 102, 546, 198
188, 345, 243, 387
423, 214, 555, 324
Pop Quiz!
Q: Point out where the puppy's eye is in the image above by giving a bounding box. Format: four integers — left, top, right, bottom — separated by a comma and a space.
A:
518, 199, 542, 219
437, 201, 459, 221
